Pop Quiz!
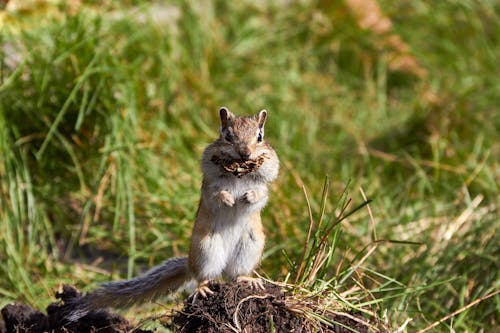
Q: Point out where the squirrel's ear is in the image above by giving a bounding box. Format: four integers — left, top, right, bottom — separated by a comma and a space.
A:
219, 107, 234, 129
257, 109, 267, 129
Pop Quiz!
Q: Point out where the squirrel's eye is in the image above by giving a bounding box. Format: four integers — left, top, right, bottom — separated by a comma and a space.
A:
225, 132, 233, 142
257, 131, 263, 143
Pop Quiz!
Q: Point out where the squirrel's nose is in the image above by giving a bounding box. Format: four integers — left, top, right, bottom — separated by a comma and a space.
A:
239, 148, 251, 160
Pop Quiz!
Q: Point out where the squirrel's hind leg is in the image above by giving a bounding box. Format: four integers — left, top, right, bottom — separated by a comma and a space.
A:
188, 216, 229, 300
224, 214, 265, 280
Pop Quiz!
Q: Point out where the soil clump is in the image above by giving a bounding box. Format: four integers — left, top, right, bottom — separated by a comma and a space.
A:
170, 281, 372, 333
0, 285, 151, 333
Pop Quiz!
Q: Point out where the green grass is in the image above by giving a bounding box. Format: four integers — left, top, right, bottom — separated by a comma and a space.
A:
1, 0, 499, 331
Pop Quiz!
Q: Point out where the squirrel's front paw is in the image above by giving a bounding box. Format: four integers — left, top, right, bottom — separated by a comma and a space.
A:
216, 190, 235, 207
242, 190, 259, 204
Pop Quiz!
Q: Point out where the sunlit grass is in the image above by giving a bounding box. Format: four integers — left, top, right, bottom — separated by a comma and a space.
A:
0, 0, 498, 331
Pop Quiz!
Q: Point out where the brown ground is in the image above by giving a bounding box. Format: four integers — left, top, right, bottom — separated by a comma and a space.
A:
170, 281, 373, 333
0, 285, 152, 333
1, 282, 379, 333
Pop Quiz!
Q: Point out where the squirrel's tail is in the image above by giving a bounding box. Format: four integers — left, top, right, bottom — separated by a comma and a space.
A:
87, 256, 190, 307
66, 256, 190, 321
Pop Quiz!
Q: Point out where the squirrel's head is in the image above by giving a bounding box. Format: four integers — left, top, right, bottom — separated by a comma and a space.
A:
218, 107, 268, 161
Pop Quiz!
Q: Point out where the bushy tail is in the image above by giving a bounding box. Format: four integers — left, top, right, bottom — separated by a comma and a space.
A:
66, 256, 190, 321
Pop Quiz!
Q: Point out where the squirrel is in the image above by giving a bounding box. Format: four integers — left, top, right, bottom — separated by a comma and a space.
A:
68, 107, 279, 319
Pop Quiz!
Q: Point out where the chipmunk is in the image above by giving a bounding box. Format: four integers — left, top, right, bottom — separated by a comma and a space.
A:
68, 107, 279, 318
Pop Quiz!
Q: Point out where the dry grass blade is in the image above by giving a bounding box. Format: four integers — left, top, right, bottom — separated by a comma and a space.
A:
233, 294, 273, 332
294, 184, 315, 285
416, 289, 500, 333
359, 187, 377, 241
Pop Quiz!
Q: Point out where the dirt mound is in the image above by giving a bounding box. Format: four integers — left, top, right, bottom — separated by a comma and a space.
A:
0, 285, 152, 333
1, 282, 378, 332
169, 281, 372, 333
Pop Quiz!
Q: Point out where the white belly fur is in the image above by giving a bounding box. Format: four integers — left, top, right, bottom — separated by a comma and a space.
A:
198, 176, 268, 279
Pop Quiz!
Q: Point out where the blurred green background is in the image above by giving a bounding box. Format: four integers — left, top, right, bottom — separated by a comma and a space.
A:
0, 0, 498, 331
